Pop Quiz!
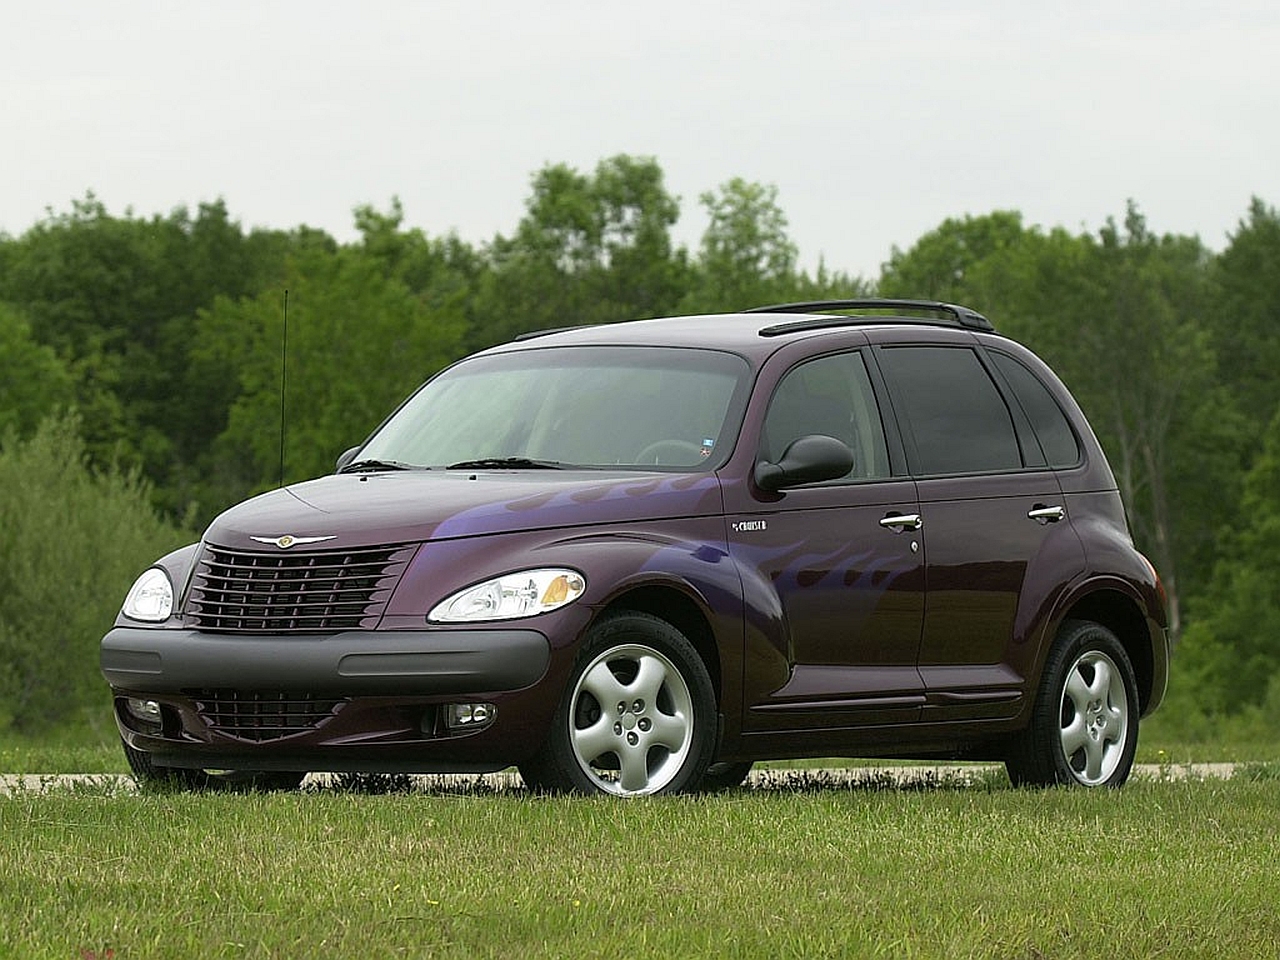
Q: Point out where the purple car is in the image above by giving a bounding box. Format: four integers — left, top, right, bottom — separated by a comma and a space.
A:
102, 299, 1169, 795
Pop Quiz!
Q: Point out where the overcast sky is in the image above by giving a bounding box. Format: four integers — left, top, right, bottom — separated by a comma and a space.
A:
4, 1, 1277, 279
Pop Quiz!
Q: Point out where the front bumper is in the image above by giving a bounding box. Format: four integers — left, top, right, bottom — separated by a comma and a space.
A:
101, 626, 550, 696
101, 626, 557, 773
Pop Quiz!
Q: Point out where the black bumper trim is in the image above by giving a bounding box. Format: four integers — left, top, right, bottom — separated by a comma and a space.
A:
101, 626, 550, 696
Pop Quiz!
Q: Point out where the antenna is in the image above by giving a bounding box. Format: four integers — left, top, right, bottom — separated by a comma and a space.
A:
278, 289, 288, 488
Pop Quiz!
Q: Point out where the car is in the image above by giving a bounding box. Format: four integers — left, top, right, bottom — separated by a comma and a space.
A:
101, 298, 1169, 795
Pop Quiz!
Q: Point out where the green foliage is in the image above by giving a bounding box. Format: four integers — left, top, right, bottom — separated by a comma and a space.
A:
192, 243, 465, 506
469, 155, 689, 348
1209, 197, 1280, 433
879, 209, 1030, 305
0, 415, 190, 734
1171, 404, 1280, 714
0, 194, 314, 509
679, 177, 869, 313
0, 305, 75, 439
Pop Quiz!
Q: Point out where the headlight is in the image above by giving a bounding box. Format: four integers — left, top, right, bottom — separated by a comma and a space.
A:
428, 569, 586, 623
121, 568, 174, 622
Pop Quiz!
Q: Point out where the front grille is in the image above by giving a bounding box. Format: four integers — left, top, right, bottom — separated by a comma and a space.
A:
186, 543, 415, 633
192, 689, 345, 742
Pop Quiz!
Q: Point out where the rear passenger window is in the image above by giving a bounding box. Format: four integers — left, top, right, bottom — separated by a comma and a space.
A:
991, 352, 1080, 468
878, 346, 1021, 475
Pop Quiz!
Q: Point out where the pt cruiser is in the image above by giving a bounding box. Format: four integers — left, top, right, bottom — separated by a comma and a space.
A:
102, 299, 1169, 795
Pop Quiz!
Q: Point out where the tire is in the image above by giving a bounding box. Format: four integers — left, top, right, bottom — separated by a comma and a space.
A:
519, 611, 716, 796
122, 738, 306, 792
1006, 620, 1139, 788
698, 760, 754, 792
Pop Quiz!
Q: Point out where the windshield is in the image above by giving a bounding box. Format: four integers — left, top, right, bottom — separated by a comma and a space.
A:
355, 345, 751, 470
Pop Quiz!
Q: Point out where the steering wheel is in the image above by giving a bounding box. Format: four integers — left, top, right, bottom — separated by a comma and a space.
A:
634, 439, 703, 466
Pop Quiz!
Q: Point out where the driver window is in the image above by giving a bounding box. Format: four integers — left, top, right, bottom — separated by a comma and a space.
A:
762, 352, 890, 481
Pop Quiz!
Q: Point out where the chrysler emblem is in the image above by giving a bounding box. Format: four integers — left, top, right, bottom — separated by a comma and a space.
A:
250, 534, 337, 549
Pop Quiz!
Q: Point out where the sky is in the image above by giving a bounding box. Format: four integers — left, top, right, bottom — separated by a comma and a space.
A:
3, 1, 1278, 280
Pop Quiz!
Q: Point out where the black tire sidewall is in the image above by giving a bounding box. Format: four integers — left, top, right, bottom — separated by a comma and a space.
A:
533, 611, 716, 796
1032, 620, 1140, 788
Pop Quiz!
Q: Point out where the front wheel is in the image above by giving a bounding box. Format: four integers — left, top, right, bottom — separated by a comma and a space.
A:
1006, 620, 1139, 788
699, 760, 754, 792
519, 612, 716, 796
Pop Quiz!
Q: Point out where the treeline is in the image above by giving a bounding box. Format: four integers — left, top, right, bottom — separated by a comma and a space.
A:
1, 154, 1277, 737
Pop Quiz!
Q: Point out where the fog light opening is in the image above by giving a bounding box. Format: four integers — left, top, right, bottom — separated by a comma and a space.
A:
125, 698, 163, 727
444, 702, 496, 733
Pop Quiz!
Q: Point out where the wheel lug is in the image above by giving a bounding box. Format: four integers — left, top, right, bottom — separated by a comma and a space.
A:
617, 702, 627, 715
633, 699, 645, 713
627, 732, 639, 746
614, 722, 623, 735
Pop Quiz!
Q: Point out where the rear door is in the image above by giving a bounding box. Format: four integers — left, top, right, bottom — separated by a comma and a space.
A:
872, 334, 1085, 723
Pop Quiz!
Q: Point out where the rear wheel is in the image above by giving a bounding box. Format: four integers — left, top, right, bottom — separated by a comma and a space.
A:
519, 612, 715, 796
1006, 620, 1139, 788
122, 739, 305, 792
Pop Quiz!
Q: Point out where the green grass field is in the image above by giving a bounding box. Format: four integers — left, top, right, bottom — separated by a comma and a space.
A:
3, 766, 1279, 958
3, 720, 1278, 958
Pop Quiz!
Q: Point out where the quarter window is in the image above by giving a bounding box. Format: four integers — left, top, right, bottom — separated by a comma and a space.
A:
991, 352, 1081, 468
878, 346, 1021, 476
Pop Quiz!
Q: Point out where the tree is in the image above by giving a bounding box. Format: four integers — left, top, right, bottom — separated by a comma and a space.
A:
471, 156, 688, 348
191, 244, 465, 512
0, 195, 315, 510
681, 179, 798, 312
0, 305, 75, 441
0, 414, 189, 733
1209, 197, 1280, 434
1042, 207, 1229, 641
879, 210, 1029, 306
1175, 403, 1280, 713
680, 178, 869, 314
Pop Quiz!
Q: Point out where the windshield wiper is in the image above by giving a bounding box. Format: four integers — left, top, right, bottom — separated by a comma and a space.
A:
338, 458, 415, 474
446, 457, 567, 470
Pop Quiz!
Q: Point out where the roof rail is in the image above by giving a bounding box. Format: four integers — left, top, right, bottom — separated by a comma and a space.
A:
747, 298, 994, 334
512, 325, 583, 342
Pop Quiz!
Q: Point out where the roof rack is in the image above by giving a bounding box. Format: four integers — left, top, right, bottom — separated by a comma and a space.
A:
747, 298, 994, 335
512, 325, 582, 342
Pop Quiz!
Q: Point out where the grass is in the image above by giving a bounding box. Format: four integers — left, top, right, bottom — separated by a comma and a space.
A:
0, 721, 124, 775
3, 717, 1277, 957
3, 772, 1279, 958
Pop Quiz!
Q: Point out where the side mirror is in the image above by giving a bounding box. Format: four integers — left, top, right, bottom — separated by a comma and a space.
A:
754, 435, 855, 492
335, 446, 360, 472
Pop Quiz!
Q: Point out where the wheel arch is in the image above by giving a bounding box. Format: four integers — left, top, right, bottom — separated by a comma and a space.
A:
597, 584, 724, 709
1059, 588, 1159, 714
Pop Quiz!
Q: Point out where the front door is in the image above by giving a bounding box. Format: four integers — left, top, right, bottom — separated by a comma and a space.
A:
724, 349, 927, 731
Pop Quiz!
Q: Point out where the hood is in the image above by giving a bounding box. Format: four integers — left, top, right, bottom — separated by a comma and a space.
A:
204, 469, 725, 551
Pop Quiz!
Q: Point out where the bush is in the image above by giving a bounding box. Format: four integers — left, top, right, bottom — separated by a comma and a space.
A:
0, 415, 192, 734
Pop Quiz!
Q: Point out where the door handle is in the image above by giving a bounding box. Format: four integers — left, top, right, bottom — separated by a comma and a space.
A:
1028, 504, 1065, 524
880, 512, 923, 532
